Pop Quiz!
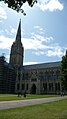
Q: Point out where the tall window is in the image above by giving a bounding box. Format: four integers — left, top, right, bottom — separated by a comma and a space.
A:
55, 83, 57, 91
57, 82, 60, 91
49, 83, 53, 91
18, 72, 20, 80
22, 84, 25, 90
26, 84, 28, 90
17, 84, 20, 90
55, 82, 60, 91
43, 83, 47, 91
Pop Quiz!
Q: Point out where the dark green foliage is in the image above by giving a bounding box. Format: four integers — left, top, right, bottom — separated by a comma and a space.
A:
61, 50, 67, 91
0, 0, 37, 15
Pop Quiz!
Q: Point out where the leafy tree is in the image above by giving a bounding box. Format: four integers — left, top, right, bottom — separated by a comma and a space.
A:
0, 0, 37, 15
61, 50, 67, 91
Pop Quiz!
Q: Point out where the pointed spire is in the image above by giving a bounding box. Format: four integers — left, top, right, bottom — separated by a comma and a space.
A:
15, 19, 21, 43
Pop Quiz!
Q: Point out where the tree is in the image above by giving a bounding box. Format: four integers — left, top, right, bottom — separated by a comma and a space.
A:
0, 0, 37, 15
61, 50, 67, 91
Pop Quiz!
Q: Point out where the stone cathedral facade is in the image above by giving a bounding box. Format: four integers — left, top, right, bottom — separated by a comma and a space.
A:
0, 20, 62, 94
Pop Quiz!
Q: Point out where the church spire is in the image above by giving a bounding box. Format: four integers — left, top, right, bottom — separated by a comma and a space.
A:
10, 19, 24, 67
15, 19, 21, 43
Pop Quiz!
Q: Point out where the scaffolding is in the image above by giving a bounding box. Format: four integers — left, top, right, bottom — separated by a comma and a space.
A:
0, 56, 16, 94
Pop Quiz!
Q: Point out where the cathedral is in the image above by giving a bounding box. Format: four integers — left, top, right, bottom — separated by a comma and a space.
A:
0, 20, 62, 94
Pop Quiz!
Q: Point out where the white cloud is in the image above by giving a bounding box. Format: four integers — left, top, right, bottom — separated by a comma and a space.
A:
5, 55, 10, 63
32, 51, 45, 56
0, 30, 4, 34
34, 26, 45, 35
46, 46, 63, 57
23, 62, 38, 65
0, 6, 7, 19
9, 26, 24, 37
34, 26, 40, 29
0, 32, 65, 61
33, 46, 64, 58
0, 35, 13, 62
22, 33, 65, 58
0, 35, 14, 49
10, 28, 16, 34
37, 0, 64, 12
28, 33, 65, 58
22, 34, 52, 50
0, 26, 19, 37
0, 33, 54, 56
34, 26, 43, 31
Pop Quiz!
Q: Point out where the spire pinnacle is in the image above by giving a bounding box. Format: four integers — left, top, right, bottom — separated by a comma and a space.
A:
15, 19, 21, 43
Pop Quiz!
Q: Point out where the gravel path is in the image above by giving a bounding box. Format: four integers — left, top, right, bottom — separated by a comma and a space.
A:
0, 96, 67, 110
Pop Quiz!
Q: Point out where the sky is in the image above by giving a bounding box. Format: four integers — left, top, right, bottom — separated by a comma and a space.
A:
0, 0, 67, 65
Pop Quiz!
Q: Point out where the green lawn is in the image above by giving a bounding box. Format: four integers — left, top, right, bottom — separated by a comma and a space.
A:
0, 94, 60, 101
0, 99, 67, 119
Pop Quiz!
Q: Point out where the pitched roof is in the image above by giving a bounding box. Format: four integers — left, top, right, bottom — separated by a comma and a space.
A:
23, 61, 61, 70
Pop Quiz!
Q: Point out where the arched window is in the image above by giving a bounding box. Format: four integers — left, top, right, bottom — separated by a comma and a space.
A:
17, 84, 20, 90
43, 83, 47, 91
22, 84, 25, 90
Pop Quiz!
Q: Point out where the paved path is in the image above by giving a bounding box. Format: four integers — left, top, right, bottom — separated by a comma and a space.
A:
0, 96, 67, 110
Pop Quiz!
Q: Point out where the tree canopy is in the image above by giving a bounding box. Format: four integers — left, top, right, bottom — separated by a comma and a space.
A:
61, 50, 67, 91
0, 0, 37, 15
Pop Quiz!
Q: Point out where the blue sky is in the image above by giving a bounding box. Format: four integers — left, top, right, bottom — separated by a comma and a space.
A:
0, 0, 67, 65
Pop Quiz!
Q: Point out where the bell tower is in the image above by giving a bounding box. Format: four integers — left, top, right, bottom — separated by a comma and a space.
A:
10, 20, 24, 67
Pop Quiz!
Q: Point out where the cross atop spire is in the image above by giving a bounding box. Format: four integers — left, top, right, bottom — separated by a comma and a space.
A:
15, 19, 21, 43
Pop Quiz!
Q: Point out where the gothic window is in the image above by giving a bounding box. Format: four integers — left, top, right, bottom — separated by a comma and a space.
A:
49, 83, 51, 91
17, 84, 20, 90
39, 71, 44, 79
43, 83, 47, 91
22, 84, 25, 90
55, 82, 60, 91
26, 84, 28, 90
45, 71, 49, 80
22, 73, 24, 80
25, 72, 29, 80
49, 83, 53, 91
55, 83, 57, 91
56, 70, 60, 79
18, 73, 20, 80
57, 82, 60, 91
52, 71, 55, 76
51, 83, 53, 91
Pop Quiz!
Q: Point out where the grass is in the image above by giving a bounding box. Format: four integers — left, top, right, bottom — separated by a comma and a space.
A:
0, 94, 60, 101
0, 99, 67, 119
